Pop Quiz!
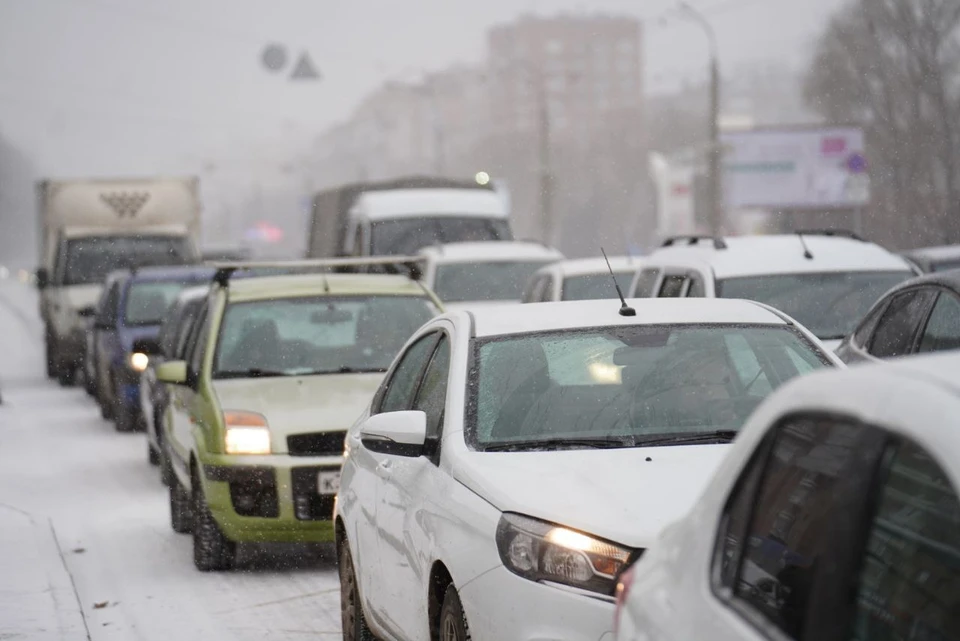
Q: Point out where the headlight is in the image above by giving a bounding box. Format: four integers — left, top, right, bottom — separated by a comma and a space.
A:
129, 352, 149, 372
224, 411, 271, 455
496, 513, 633, 596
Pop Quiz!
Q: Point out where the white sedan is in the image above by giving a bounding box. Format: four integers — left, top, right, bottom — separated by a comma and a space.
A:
335, 297, 838, 641
614, 351, 960, 641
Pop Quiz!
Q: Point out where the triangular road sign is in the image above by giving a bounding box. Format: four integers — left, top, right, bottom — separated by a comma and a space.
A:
290, 52, 321, 81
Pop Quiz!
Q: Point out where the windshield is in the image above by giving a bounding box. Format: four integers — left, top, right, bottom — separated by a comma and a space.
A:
716, 271, 913, 340
60, 236, 192, 286
562, 271, 635, 301
469, 325, 828, 450
123, 280, 202, 327
370, 217, 512, 255
434, 260, 553, 302
213, 295, 436, 378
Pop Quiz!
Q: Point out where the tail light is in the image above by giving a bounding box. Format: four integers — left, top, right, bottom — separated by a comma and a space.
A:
613, 563, 636, 634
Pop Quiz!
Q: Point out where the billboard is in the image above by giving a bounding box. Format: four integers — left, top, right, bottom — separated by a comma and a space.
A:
721, 126, 870, 210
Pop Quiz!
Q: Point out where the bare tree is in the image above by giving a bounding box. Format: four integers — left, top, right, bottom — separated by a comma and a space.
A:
804, 0, 960, 247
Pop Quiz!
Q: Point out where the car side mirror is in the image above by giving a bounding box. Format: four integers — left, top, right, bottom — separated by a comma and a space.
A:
359, 411, 427, 457
36, 268, 49, 289
132, 337, 162, 355
156, 360, 188, 386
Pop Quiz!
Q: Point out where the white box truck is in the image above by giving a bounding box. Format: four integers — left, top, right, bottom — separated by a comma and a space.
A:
36, 176, 201, 384
306, 176, 512, 258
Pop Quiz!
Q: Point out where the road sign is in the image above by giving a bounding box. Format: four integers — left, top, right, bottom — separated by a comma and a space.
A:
261, 44, 288, 72
290, 52, 321, 81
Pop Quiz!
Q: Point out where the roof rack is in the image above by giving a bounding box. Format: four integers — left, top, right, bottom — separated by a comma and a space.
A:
208, 256, 426, 287
661, 235, 728, 250
794, 229, 865, 242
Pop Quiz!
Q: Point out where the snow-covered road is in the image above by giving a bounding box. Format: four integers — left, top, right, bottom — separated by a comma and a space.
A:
0, 281, 342, 640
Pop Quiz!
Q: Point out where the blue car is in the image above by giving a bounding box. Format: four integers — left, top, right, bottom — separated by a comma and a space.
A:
89, 265, 214, 432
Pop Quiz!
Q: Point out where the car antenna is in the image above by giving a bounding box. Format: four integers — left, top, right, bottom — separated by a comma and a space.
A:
601, 247, 636, 317
796, 232, 814, 260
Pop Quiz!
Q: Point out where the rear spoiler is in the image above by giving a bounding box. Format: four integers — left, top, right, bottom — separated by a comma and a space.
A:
207, 256, 426, 287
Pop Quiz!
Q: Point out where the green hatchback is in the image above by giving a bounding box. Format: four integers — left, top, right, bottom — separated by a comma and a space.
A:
157, 268, 440, 571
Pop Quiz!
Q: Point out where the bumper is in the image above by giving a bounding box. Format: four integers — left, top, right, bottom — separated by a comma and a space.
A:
460, 565, 616, 641
200, 453, 342, 544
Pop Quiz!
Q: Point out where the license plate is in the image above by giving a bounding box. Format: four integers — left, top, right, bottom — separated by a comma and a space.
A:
317, 470, 341, 495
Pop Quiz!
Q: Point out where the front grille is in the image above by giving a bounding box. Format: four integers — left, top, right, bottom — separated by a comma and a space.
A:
291, 466, 340, 521
287, 431, 347, 457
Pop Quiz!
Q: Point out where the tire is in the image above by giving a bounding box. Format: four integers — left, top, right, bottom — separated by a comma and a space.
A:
148, 442, 160, 466
439, 585, 471, 641
338, 538, 376, 641
192, 471, 235, 571
57, 360, 76, 387
169, 479, 193, 534
159, 445, 175, 487
45, 333, 57, 379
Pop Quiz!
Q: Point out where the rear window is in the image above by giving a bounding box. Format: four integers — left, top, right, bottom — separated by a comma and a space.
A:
124, 280, 199, 326
561, 271, 635, 301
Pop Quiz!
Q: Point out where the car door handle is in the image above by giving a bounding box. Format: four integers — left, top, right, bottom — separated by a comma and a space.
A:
376, 460, 392, 478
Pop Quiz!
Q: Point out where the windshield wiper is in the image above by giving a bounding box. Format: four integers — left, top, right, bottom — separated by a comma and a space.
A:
215, 368, 288, 379
634, 430, 738, 447
483, 437, 633, 452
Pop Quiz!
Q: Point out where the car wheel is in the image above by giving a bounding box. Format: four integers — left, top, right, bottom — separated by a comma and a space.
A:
338, 538, 376, 641
159, 446, 175, 487
169, 479, 193, 533
148, 442, 160, 465
439, 585, 471, 641
57, 360, 76, 387
192, 471, 235, 571
45, 333, 57, 379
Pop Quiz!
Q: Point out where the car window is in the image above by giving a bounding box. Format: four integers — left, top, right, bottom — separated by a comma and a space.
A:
521, 275, 543, 303
869, 289, 937, 358
173, 300, 203, 360
411, 334, 451, 449
852, 299, 889, 348
714, 414, 886, 640
687, 273, 705, 297
917, 292, 960, 354
631, 267, 661, 297
849, 439, 960, 640
186, 306, 210, 376
98, 282, 121, 326
561, 271, 634, 301
658, 274, 686, 298
540, 275, 555, 302
379, 332, 440, 413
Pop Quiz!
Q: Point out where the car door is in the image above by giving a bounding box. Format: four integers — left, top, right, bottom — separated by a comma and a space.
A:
709, 412, 890, 641
376, 330, 451, 640
95, 281, 122, 401
864, 288, 937, 361
168, 304, 209, 476
350, 331, 440, 628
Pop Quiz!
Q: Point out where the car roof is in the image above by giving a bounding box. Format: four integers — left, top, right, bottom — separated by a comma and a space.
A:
649, 235, 913, 279
540, 256, 641, 278
419, 241, 563, 263
902, 244, 960, 261
888, 267, 960, 292
461, 297, 789, 338
174, 284, 210, 304
128, 265, 216, 283
224, 272, 431, 303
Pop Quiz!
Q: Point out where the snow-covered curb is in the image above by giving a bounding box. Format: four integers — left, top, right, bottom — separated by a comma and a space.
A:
0, 504, 89, 640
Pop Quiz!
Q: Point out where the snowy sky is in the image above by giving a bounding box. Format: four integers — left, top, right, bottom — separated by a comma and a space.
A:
0, 0, 844, 178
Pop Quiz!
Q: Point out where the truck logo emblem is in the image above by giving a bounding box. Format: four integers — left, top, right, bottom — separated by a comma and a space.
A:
100, 191, 150, 218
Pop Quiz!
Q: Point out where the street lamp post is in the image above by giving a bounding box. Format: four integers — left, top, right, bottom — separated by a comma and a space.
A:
679, 2, 723, 235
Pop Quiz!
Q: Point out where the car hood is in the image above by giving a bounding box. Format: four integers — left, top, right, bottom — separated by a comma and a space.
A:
212, 373, 383, 453
64, 284, 102, 311
452, 444, 729, 549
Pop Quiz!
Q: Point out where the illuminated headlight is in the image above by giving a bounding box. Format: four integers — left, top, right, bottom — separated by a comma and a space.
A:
224, 411, 271, 455
129, 352, 149, 372
496, 513, 634, 596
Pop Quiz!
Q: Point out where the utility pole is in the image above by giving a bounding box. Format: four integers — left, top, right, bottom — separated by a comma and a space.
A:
537, 77, 554, 246
680, 2, 723, 235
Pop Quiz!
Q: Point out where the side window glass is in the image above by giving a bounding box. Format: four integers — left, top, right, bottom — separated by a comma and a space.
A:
715, 415, 886, 640
412, 335, 451, 445
850, 439, 960, 640
632, 268, 661, 297
658, 274, 686, 298
174, 303, 202, 359
853, 300, 888, 348
687, 273, 705, 298
869, 290, 936, 358
540, 276, 555, 302
522, 276, 544, 303
187, 307, 209, 375
99, 283, 121, 326
918, 293, 960, 354
379, 333, 440, 413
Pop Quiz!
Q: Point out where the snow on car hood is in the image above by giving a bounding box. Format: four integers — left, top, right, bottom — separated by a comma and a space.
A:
212, 373, 383, 453
452, 444, 729, 549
